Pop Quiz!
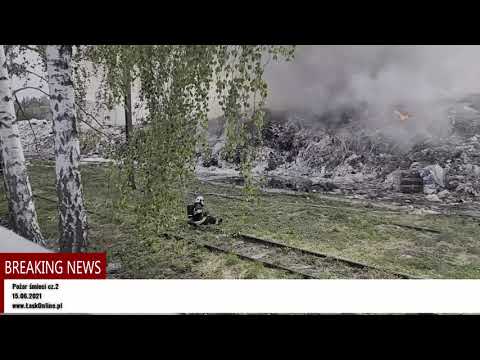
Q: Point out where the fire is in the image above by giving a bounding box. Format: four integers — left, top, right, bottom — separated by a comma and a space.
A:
394, 109, 412, 122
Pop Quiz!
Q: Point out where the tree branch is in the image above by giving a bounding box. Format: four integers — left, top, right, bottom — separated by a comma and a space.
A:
12, 86, 50, 97
77, 115, 111, 138
12, 86, 112, 139
19, 45, 41, 54
75, 101, 106, 130
21, 69, 48, 83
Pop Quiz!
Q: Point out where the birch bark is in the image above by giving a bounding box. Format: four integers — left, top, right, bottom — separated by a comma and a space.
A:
0, 45, 43, 243
46, 45, 88, 252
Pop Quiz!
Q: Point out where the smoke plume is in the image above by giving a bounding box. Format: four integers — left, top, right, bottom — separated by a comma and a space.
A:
264, 45, 480, 144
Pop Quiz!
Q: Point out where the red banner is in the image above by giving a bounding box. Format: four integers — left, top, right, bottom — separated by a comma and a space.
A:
0, 253, 106, 314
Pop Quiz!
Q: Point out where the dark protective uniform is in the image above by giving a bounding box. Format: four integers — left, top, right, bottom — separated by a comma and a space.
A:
187, 203, 221, 225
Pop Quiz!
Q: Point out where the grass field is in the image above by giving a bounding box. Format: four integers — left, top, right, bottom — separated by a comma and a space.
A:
1, 160, 479, 279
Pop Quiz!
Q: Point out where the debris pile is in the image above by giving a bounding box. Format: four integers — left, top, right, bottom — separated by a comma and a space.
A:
14, 98, 480, 204
202, 100, 480, 202
407, 133, 480, 199
17, 119, 125, 161
391, 170, 424, 194
17, 119, 54, 160
79, 126, 125, 159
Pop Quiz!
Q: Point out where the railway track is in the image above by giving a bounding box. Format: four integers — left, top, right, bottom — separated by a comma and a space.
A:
195, 191, 442, 234
195, 232, 419, 279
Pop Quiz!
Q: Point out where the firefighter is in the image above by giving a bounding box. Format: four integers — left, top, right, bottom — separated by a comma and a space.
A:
187, 195, 222, 226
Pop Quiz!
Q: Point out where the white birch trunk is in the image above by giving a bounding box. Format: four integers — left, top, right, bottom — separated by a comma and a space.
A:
0, 45, 44, 244
46, 45, 88, 253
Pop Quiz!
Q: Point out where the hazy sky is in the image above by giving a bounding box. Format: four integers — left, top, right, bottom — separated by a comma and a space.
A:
265, 45, 480, 112
15, 45, 480, 101
14, 45, 480, 133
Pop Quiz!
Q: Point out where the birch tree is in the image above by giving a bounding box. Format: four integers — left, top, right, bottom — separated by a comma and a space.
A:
46, 45, 88, 252
86, 45, 295, 235
124, 76, 133, 142
0, 45, 44, 243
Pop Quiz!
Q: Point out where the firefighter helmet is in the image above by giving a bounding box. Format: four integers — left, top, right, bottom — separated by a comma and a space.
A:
194, 195, 204, 205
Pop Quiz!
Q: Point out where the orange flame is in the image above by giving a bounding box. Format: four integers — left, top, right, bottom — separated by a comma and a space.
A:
394, 109, 412, 122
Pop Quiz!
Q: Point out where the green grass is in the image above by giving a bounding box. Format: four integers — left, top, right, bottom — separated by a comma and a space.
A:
0, 161, 297, 279
191, 181, 480, 278
2, 160, 480, 279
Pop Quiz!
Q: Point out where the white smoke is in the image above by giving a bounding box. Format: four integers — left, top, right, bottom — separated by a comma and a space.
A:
264, 45, 480, 142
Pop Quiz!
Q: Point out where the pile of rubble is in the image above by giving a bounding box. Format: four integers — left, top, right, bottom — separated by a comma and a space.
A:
17, 119, 54, 160
16, 102, 480, 204
407, 134, 480, 200
201, 102, 480, 202
17, 119, 125, 161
